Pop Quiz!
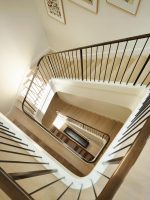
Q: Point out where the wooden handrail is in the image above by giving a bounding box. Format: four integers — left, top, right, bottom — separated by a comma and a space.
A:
0, 168, 33, 200
97, 117, 150, 200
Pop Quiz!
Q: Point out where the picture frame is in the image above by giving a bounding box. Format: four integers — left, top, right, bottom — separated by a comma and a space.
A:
106, 0, 141, 15
70, 0, 98, 13
45, 0, 66, 24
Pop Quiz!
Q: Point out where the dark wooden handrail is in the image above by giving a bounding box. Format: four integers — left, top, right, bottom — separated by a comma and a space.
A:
0, 168, 33, 200
97, 117, 150, 200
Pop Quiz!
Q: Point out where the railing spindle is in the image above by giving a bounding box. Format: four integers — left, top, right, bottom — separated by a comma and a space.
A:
94, 46, 98, 81
98, 45, 104, 81
9, 169, 57, 180
57, 182, 73, 200
104, 44, 111, 82
29, 177, 65, 195
80, 49, 84, 80
126, 37, 149, 84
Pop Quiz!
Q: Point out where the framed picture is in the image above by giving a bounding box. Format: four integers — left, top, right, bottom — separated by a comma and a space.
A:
70, 0, 98, 13
106, 0, 141, 15
45, 0, 66, 24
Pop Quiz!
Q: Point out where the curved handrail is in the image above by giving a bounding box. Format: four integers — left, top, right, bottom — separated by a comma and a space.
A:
21, 33, 150, 199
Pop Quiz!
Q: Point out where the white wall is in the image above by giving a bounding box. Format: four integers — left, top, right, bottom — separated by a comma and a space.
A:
34, 0, 150, 51
0, 0, 49, 115
51, 79, 147, 123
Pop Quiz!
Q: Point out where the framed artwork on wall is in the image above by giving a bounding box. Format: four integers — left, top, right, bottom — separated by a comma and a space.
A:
45, 0, 66, 24
70, 0, 98, 13
106, 0, 141, 15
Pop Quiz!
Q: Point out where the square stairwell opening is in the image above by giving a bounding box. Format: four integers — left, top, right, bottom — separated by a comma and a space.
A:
21, 78, 148, 177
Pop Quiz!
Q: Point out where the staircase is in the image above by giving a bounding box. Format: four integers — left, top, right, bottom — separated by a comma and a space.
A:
0, 33, 150, 200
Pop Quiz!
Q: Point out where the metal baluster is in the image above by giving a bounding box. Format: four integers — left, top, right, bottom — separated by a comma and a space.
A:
133, 54, 150, 85
114, 41, 128, 83
77, 184, 83, 200
114, 131, 140, 148
0, 142, 35, 152
126, 37, 149, 84
123, 116, 149, 136
0, 124, 9, 130
64, 52, 70, 79
103, 156, 124, 164
29, 177, 65, 195
40, 61, 49, 81
91, 179, 97, 199
55, 54, 64, 78
9, 169, 57, 180
68, 51, 74, 79
72, 51, 76, 79
97, 171, 110, 179
53, 54, 61, 77
0, 135, 28, 146
86, 48, 88, 81
50, 55, 59, 77
57, 53, 65, 79
76, 50, 80, 80
108, 42, 119, 82
57, 182, 73, 200
141, 71, 150, 86
109, 144, 132, 156
0, 128, 15, 135
120, 39, 138, 83
0, 149, 42, 158
47, 55, 57, 78
42, 58, 52, 80
104, 44, 111, 82
118, 130, 140, 142
129, 109, 150, 128
98, 45, 104, 81
38, 67, 47, 84
61, 52, 68, 79
94, 46, 98, 81
0, 131, 22, 141
80, 49, 84, 80
0, 160, 49, 164
146, 82, 150, 87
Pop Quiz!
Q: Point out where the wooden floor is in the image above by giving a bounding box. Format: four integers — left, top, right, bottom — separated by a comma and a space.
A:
42, 93, 123, 144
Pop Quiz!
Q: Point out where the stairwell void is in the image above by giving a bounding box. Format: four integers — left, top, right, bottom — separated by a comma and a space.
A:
20, 34, 150, 175
1, 34, 148, 200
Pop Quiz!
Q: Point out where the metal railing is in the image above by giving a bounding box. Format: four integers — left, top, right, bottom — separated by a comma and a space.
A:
22, 33, 150, 119
22, 34, 150, 164
39, 33, 150, 84
19, 33, 150, 199
97, 93, 150, 200
1, 93, 150, 199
